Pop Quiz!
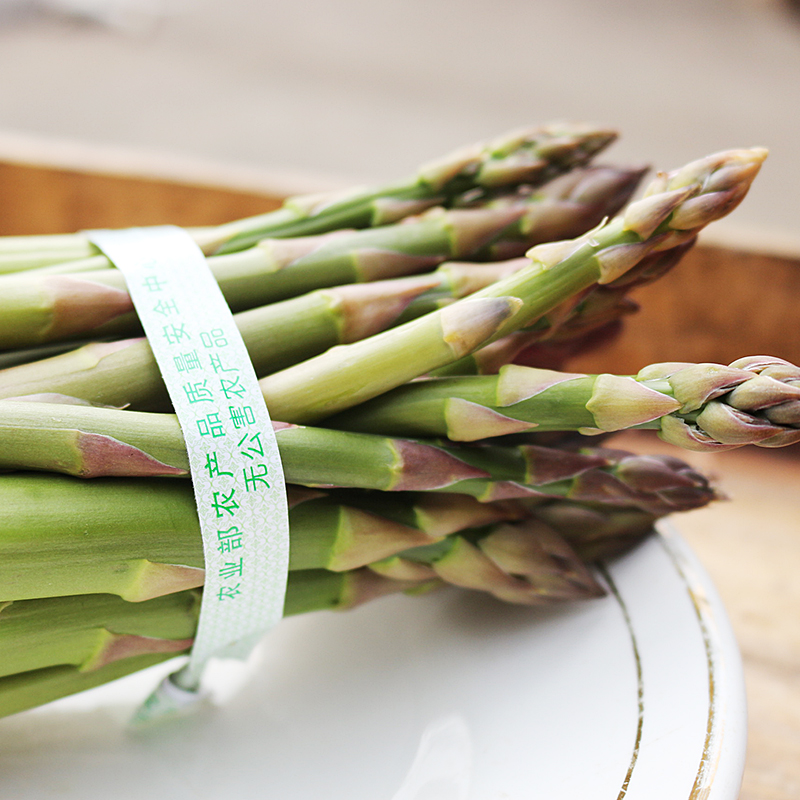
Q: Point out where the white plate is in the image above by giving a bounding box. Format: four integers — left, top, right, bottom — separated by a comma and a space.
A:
0, 524, 746, 799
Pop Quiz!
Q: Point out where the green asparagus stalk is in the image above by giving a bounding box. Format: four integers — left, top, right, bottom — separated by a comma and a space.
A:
0, 398, 487, 486
0, 259, 535, 410
0, 442, 715, 605
0, 163, 643, 352
1, 507, 632, 686
433, 442, 717, 510
0, 591, 199, 679
0, 476, 525, 601
0, 654, 186, 720
0, 228, 208, 274
357, 239, 692, 379
0, 494, 675, 718
255, 148, 767, 424
0, 234, 104, 271
0, 397, 717, 510
437, 164, 647, 258
495, 239, 698, 365
326, 357, 800, 450
172, 123, 620, 255
0, 340, 87, 371
285, 488, 527, 572
0, 123, 618, 278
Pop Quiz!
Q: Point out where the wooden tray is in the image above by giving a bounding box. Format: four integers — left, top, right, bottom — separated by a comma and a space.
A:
1, 135, 798, 799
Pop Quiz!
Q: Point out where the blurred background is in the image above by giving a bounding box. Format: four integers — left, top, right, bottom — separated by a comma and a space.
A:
0, 0, 799, 236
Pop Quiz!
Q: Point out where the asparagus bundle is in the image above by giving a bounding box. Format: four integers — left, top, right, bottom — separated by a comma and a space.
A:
0, 440, 716, 601
0, 122, 617, 275
0, 164, 646, 351
0, 490, 690, 719
256, 147, 769, 423
0, 125, 791, 722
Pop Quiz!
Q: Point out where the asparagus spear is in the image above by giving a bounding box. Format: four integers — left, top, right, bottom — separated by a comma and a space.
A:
0, 508, 630, 684
174, 123, 620, 255
0, 164, 644, 352
0, 654, 187, 720
0, 398, 487, 486
0, 397, 717, 509
256, 148, 767, 423
326, 357, 800, 450
0, 123, 618, 277
0, 437, 715, 604
0, 234, 103, 271
0, 591, 199, 679
0, 478, 525, 601
406, 242, 691, 379
0, 494, 674, 718
424, 240, 693, 377
438, 239, 695, 376
0, 563, 436, 720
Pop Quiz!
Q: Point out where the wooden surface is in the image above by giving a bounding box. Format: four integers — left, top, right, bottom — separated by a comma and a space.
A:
1, 145, 798, 798
0, 159, 284, 234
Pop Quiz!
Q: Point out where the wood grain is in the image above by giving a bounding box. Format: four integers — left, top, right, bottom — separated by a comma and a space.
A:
0, 161, 283, 234
566, 242, 800, 373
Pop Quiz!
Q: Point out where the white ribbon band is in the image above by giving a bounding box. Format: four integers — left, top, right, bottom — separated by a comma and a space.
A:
87, 227, 290, 723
